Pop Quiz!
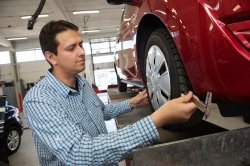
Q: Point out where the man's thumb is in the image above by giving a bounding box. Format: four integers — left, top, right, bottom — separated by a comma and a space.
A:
178, 91, 193, 103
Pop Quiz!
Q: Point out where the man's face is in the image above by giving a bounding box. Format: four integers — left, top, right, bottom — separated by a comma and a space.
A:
53, 29, 85, 75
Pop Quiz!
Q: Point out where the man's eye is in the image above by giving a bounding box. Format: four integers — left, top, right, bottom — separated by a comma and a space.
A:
68, 47, 74, 51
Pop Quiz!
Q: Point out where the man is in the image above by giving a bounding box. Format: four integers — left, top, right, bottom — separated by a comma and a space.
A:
23, 20, 197, 165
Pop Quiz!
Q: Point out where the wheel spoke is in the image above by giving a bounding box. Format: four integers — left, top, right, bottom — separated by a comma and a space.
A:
154, 53, 165, 74
8, 141, 13, 148
147, 47, 156, 72
146, 61, 153, 80
151, 93, 159, 110
147, 82, 153, 91
158, 71, 171, 98
14, 139, 19, 148
156, 90, 166, 107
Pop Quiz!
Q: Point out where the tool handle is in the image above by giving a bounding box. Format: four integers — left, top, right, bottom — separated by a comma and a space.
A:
191, 97, 207, 113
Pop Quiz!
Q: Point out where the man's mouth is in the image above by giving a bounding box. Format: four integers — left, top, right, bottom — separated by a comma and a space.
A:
78, 60, 85, 63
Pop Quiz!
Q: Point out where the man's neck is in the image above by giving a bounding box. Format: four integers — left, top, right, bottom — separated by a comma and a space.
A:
51, 69, 76, 88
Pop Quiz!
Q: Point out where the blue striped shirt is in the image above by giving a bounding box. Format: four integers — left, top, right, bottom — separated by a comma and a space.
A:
23, 70, 159, 165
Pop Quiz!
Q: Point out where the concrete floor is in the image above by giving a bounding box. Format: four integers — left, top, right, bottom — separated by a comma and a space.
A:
8, 128, 39, 166
7, 90, 250, 165
205, 104, 250, 130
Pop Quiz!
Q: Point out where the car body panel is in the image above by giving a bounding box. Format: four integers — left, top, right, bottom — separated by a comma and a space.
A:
0, 99, 23, 140
115, 0, 250, 105
0, 98, 23, 158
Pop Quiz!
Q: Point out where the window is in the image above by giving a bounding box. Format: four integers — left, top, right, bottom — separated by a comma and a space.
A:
0, 51, 10, 64
90, 38, 116, 55
16, 49, 45, 63
83, 42, 91, 55
35, 49, 45, 60
110, 41, 116, 52
16, 50, 36, 62
94, 69, 117, 90
93, 55, 114, 64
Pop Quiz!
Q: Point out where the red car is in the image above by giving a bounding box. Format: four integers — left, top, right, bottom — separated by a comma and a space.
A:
107, 0, 250, 127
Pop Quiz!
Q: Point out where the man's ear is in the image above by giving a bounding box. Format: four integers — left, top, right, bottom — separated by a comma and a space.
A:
44, 51, 57, 66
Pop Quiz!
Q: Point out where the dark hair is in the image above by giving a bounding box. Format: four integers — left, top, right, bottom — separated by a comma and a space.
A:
39, 20, 79, 55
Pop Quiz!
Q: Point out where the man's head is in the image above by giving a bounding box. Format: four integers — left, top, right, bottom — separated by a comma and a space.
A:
39, 20, 78, 55
39, 20, 85, 76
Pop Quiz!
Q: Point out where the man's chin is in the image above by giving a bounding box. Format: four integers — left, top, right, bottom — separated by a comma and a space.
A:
78, 66, 85, 73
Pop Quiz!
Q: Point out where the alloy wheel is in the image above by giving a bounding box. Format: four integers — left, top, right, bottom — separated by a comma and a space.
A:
146, 45, 171, 110
7, 129, 20, 151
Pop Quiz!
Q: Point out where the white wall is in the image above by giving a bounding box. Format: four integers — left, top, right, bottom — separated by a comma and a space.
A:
18, 60, 50, 86
0, 60, 49, 87
0, 64, 12, 82
15, 39, 40, 51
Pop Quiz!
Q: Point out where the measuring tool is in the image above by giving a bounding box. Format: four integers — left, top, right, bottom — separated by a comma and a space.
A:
191, 92, 212, 119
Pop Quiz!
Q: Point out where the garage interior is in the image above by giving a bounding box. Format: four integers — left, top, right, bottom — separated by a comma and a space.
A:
0, 0, 250, 166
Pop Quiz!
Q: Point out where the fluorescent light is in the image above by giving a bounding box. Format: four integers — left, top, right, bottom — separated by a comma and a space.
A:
81, 29, 100, 33
73, 10, 99, 15
20, 14, 49, 19
7, 37, 28, 41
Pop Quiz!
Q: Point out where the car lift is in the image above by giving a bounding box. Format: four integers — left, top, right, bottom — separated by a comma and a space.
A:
107, 86, 250, 166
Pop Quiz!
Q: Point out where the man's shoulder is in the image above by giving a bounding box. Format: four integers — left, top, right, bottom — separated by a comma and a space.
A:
24, 77, 56, 101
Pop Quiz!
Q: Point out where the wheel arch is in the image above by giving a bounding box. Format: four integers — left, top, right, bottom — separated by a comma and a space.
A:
136, 14, 171, 82
4, 119, 22, 135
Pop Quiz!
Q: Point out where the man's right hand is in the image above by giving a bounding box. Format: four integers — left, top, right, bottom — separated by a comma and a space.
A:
151, 91, 197, 128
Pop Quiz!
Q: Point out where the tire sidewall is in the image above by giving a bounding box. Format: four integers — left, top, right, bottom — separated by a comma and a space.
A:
144, 29, 181, 109
142, 28, 203, 130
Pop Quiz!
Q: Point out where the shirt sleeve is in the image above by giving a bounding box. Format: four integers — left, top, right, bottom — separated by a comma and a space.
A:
85, 81, 132, 120
24, 97, 159, 165
102, 100, 132, 120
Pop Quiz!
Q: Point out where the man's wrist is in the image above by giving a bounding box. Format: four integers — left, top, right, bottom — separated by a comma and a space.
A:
150, 114, 161, 128
128, 99, 135, 109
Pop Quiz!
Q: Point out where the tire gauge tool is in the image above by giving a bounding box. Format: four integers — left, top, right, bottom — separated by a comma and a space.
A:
191, 92, 212, 119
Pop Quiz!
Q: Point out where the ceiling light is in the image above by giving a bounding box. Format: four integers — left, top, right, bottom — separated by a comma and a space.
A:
6, 37, 28, 41
81, 29, 101, 33
73, 10, 100, 15
20, 14, 49, 19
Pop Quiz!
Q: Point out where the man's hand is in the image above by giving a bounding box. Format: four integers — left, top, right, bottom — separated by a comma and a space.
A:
151, 91, 197, 128
129, 90, 148, 108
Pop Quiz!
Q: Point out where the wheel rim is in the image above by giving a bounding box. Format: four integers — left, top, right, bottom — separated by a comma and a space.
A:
146, 45, 171, 110
7, 130, 20, 151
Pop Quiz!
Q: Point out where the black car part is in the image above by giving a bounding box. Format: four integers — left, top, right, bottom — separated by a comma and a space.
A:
27, 0, 46, 30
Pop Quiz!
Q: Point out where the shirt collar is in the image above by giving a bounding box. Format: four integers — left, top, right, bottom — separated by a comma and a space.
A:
46, 69, 86, 98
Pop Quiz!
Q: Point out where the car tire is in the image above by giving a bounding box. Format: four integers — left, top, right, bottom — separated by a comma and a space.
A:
243, 116, 250, 124
143, 28, 204, 130
118, 81, 127, 92
4, 126, 21, 155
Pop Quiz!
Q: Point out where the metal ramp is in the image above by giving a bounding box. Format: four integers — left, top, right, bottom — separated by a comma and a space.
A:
107, 87, 250, 166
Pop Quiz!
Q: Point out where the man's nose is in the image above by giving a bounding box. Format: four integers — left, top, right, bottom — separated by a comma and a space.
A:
78, 45, 85, 56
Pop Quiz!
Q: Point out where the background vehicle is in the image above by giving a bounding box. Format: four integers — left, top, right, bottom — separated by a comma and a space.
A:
0, 95, 23, 155
107, 0, 250, 128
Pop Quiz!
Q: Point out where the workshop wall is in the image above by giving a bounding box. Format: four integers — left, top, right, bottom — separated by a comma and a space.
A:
18, 60, 49, 86
15, 39, 40, 52
0, 64, 12, 82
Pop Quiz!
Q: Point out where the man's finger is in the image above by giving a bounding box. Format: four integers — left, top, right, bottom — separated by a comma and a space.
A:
177, 91, 193, 103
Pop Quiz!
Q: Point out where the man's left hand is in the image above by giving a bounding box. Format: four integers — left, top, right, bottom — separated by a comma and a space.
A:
129, 90, 149, 108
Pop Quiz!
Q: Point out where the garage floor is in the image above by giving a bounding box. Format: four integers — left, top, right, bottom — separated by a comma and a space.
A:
8, 88, 250, 165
